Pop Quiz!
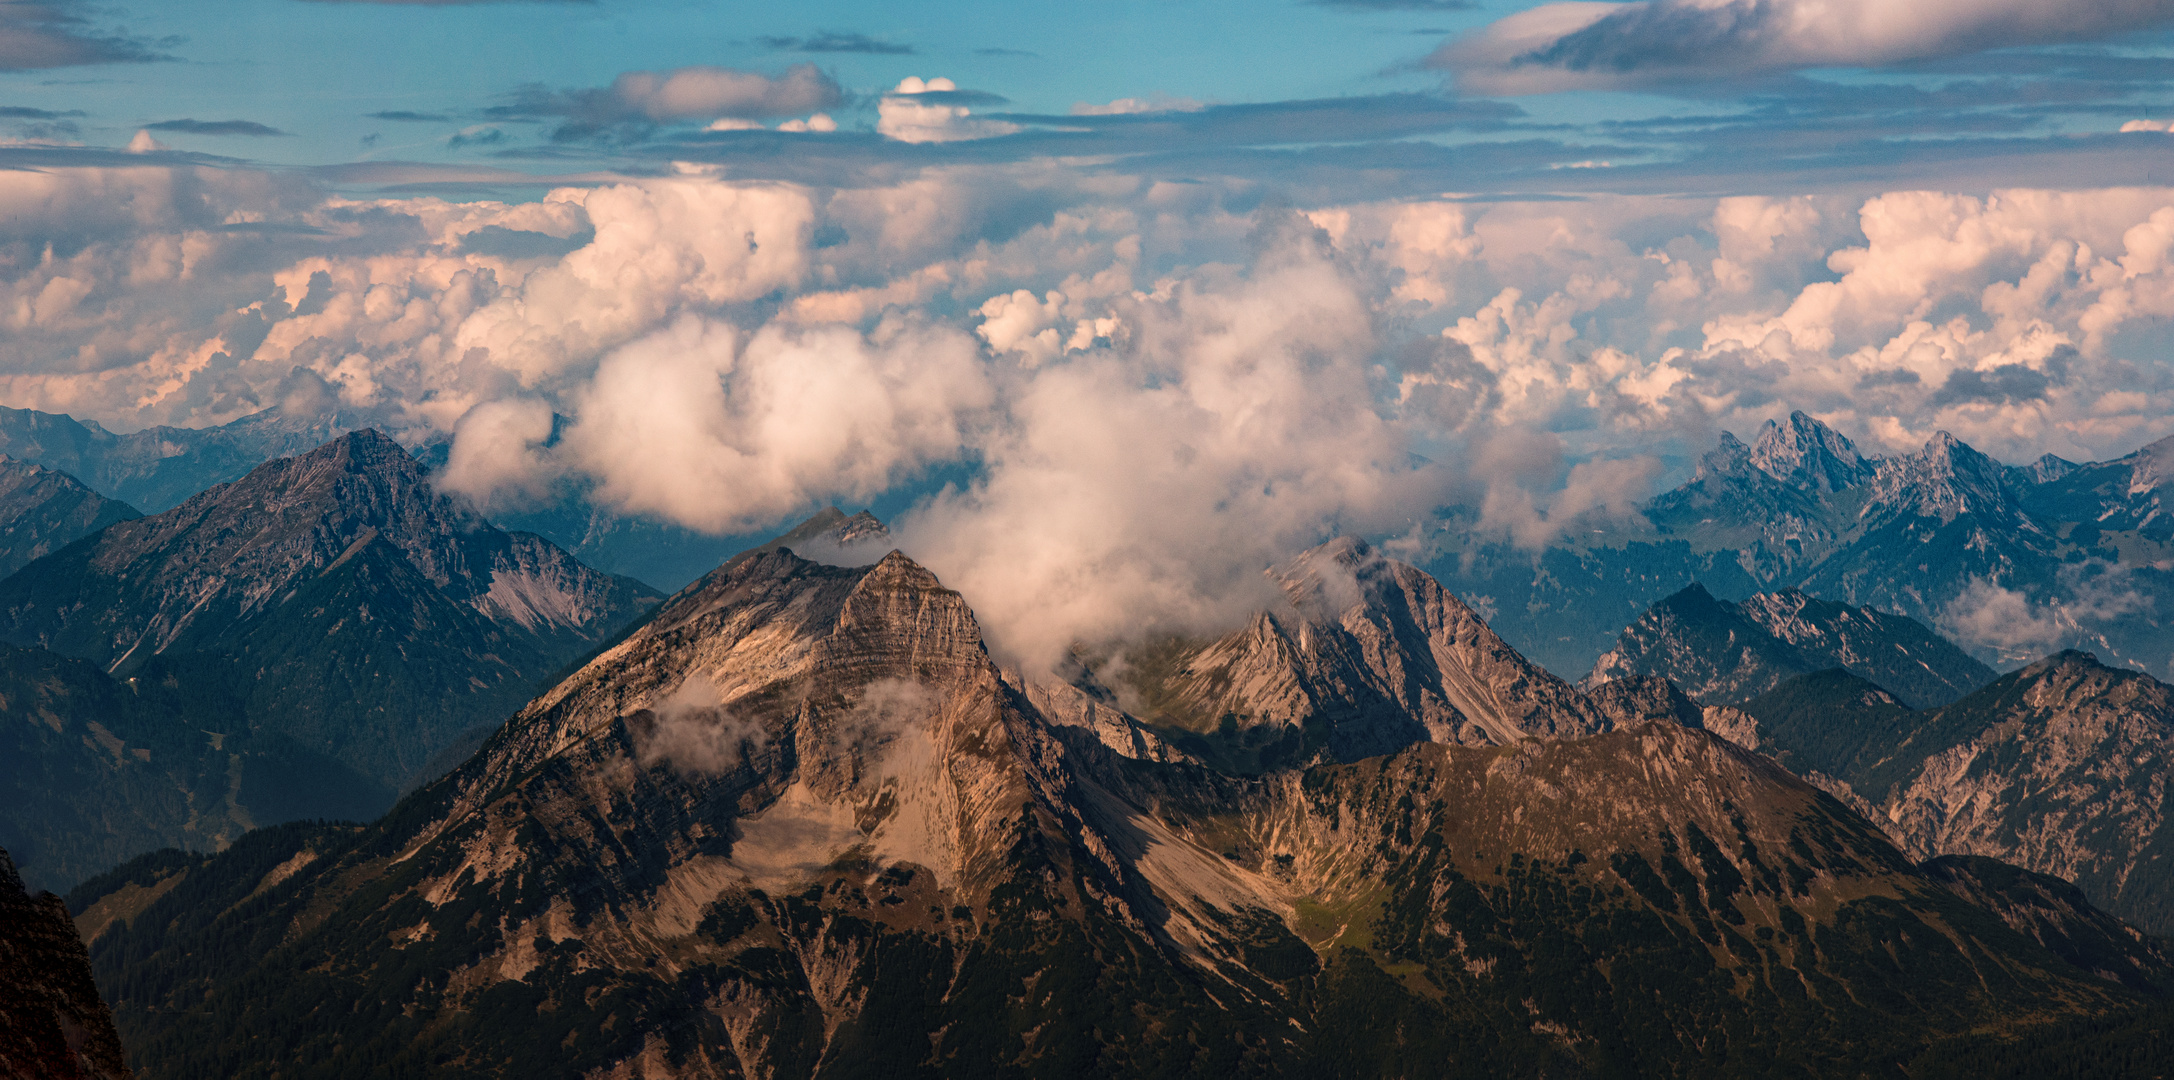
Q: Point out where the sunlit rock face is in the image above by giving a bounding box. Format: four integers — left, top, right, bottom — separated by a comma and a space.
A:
73, 540, 2173, 1077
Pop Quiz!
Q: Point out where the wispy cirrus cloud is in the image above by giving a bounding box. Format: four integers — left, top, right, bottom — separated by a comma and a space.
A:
1308, 0, 1475, 10
756, 31, 914, 55
145, 118, 289, 136
1434, 0, 2174, 94
0, 0, 170, 70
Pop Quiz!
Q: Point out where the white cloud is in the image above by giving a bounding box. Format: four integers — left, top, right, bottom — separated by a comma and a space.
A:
17, 155, 2174, 668
554, 313, 994, 534
606, 63, 840, 121
631, 674, 766, 776
1070, 96, 1205, 116
1436, 0, 2174, 94
878, 77, 1022, 143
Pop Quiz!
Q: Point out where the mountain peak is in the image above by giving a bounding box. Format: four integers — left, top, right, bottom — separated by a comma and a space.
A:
1747, 410, 1874, 492
1862, 429, 2020, 525
1689, 429, 1755, 481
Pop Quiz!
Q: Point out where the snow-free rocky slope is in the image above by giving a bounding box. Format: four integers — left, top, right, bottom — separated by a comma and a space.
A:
0, 430, 663, 800
1585, 582, 1996, 709
1429, 410, 2174, 680
75, 540, 2174, 1078
1735, 652, 2174, 936
0, 457, 139, 582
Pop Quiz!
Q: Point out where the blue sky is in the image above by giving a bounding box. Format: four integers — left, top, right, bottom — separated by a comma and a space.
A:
12, 0, 2174, 195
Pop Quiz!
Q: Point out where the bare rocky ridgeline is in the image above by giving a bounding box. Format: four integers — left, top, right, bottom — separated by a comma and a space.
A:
0, 430, 661, 892
1432, 410, 2174, 681
69, 534, 2174, 1077
0, 457, 140, 581
1584, 581, 1996, 709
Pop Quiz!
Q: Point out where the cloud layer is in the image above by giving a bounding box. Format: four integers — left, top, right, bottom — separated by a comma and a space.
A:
1437, 0, 2174, 93
13, 148, 2174, 666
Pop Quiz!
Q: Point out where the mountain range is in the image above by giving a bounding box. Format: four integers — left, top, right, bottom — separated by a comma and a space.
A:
1731, 653, 2174, 936
0, 402, 359, 516
0, 457, 140, 581
64, 536, 2174, 1077
1429, 411, 2174, 681
1585, 582, 1997, 709
0, 430, 660, 891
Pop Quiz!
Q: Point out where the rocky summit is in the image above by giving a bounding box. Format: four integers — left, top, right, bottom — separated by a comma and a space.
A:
68, 539, 2174, 1078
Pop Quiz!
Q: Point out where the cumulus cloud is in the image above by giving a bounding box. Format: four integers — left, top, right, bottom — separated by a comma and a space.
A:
546, 313, 994, 533
878, 77, 1022, 143
21, 148, 2174, 669
890, 217, 1448, 669
1434, 0, 2174, 94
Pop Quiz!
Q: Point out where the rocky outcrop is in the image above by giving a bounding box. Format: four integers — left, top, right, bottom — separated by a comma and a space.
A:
1586, 582, 1995, 708
0, 458, 138, 581
72, 547, 2174, 1078
0, 847, 129, 1080
1098, 537, 1618, 772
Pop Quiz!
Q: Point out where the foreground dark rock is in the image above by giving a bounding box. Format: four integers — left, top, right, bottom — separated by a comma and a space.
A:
72, 544, 2174, 1078
0, 847, 129, 1080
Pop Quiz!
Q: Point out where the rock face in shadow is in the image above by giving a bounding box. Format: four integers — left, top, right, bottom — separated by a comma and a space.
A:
0, 402, 358, 515
0, 847, 129, 1080
0, 432, 662, 891
1428, 413, 2174, 683
0, 430, 662, 794
1586, 582, 1996, 709
1738, 652, 2174, 935
0, 458, 139, 581
70, 545, 2174, 1078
